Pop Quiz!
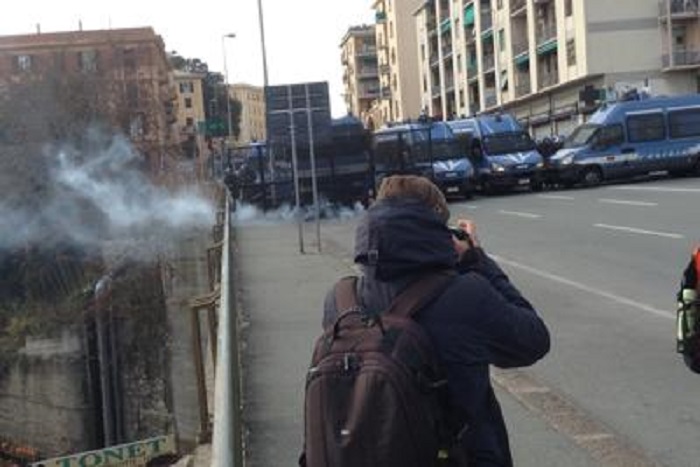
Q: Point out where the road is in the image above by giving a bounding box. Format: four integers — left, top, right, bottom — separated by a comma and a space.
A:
318, 176, 700, 467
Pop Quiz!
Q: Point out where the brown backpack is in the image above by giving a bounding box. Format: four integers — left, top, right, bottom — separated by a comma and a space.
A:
301, 271, 467, 467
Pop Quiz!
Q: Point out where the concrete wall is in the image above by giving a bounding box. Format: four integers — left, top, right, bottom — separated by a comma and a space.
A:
0, 331, 94, 458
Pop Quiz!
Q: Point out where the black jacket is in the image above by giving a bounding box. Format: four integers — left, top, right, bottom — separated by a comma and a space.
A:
323, 198, 551, 466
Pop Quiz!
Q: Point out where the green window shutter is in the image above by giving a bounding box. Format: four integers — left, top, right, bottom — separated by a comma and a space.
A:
464, 5, 475, 26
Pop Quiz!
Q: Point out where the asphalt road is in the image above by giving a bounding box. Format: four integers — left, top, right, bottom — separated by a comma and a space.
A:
318, 176, 700, 467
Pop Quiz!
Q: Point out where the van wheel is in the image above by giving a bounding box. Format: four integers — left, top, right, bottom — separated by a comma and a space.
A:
581, 167, 603, 187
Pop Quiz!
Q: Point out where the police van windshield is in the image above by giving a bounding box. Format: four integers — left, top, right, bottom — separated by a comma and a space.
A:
564, 124, 600, 148
430, 140, 464, 161
482, 131, 535, 155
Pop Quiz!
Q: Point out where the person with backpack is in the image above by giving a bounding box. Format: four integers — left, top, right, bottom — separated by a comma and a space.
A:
676, 246, 700, 373
301, 175, 551, 466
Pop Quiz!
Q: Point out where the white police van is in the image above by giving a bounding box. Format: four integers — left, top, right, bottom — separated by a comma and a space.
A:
548, 94, 700, 187
447, 113, 544, 193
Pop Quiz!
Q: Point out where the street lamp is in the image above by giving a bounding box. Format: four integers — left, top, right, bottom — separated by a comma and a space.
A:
222, 33, 236, 147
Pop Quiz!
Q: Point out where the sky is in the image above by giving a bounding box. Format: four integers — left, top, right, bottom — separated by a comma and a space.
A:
0, 0, 375, 117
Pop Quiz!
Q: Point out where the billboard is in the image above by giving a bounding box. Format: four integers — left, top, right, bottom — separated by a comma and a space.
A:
265, 82, 332, 148
30, 435, 176, 467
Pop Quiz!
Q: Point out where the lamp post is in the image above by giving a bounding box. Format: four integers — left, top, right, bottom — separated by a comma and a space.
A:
222, 33, 236, 148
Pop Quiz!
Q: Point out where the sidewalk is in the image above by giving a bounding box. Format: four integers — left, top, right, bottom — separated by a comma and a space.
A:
234, 217, 597, 467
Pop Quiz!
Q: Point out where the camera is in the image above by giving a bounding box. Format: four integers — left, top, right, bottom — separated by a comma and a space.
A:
449, 226, 471, 242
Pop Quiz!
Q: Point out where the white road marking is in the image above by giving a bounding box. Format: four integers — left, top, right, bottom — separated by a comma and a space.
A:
537, 194, 575, 200
498, 210, 542, 219
464, 204, 480, 210
598, 198, 658, 207
491, 254, 673, 320
594, 223, 684, 239
609, 186, 700, 193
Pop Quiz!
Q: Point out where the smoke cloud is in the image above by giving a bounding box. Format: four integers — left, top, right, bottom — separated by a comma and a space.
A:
0, 130, 215, 256
232, 199, 365, 226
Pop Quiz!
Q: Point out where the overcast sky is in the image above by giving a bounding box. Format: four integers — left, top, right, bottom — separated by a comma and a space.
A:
0, 0, 375, 117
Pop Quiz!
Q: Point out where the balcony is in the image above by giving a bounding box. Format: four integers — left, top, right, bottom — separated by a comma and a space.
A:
445, 77, 455, 92
358, 66, 379, 78
536, 23, 557, 45
470, 100, 482, 113
467, 61, 479, 76
440, 18, 452, 34
360, 87, 380, 99
482, 54, 496, 72
538, 72, 559, 89
513, 41, 529, 57
659, 0, 700, 19
662, 48, 700, 68
379, 63, 391, 75
376, 10, 387, 23
484, 93, 498, 108
430, 53, 440, 67
442, 45, 454, 60
481, 12, 493, 31
515, 75, 531, 97
357, 46, 377, 57
432, 85, 442, 97
511, 0, 527, 15
380, 86, 392, 99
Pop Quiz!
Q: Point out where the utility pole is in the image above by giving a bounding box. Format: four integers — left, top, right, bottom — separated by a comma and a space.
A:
222, 33, 236, 149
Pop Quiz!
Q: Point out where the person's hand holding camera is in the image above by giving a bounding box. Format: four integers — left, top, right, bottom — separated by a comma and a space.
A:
450, 218, 480, 264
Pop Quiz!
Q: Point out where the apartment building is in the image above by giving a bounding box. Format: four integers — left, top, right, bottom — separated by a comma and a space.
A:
231, 83, 266, 144
0, 27, 178, 176
416, 0, 700, 138
340, 25, 380, 126
371, 0, 425, 128
173, 70, 206, 180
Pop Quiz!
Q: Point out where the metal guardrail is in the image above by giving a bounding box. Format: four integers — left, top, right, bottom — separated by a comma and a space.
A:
210, 192, 242, 467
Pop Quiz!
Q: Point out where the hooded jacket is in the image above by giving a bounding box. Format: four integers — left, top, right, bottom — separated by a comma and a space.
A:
323, 198, 551, 466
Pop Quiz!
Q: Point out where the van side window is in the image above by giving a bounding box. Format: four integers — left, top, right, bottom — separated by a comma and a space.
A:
669, 108, 700, 139
627, 113, 666, 143
598, 124, 624, 146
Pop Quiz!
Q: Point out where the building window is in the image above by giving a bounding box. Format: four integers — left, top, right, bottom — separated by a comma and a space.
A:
498, 29, 505, 52
496, 0, 503, 9
123, 48, 137, 69
79, 50, 98, 73
565, 0, 573, 16
180, 81, 194, 93
15, 55, 32, 72
566, 39, 576, 66
185, 97, 193, 108
186, 117, 194, 127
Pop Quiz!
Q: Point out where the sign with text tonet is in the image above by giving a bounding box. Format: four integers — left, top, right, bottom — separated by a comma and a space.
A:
30, 435, 176, 467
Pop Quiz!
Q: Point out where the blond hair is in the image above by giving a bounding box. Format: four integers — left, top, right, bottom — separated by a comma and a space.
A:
376, 175, 449, 223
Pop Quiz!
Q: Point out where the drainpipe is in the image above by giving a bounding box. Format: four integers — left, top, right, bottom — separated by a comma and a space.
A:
94, 274, 115, 446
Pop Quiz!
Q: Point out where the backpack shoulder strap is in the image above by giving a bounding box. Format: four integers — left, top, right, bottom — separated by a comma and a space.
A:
386, 270, 456, 319
334, 276, 360, 314
694, 247, 700, 290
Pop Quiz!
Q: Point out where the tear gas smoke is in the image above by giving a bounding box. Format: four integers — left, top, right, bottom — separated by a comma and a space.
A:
0, 131, 215, 257
232, 199, 365, 226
